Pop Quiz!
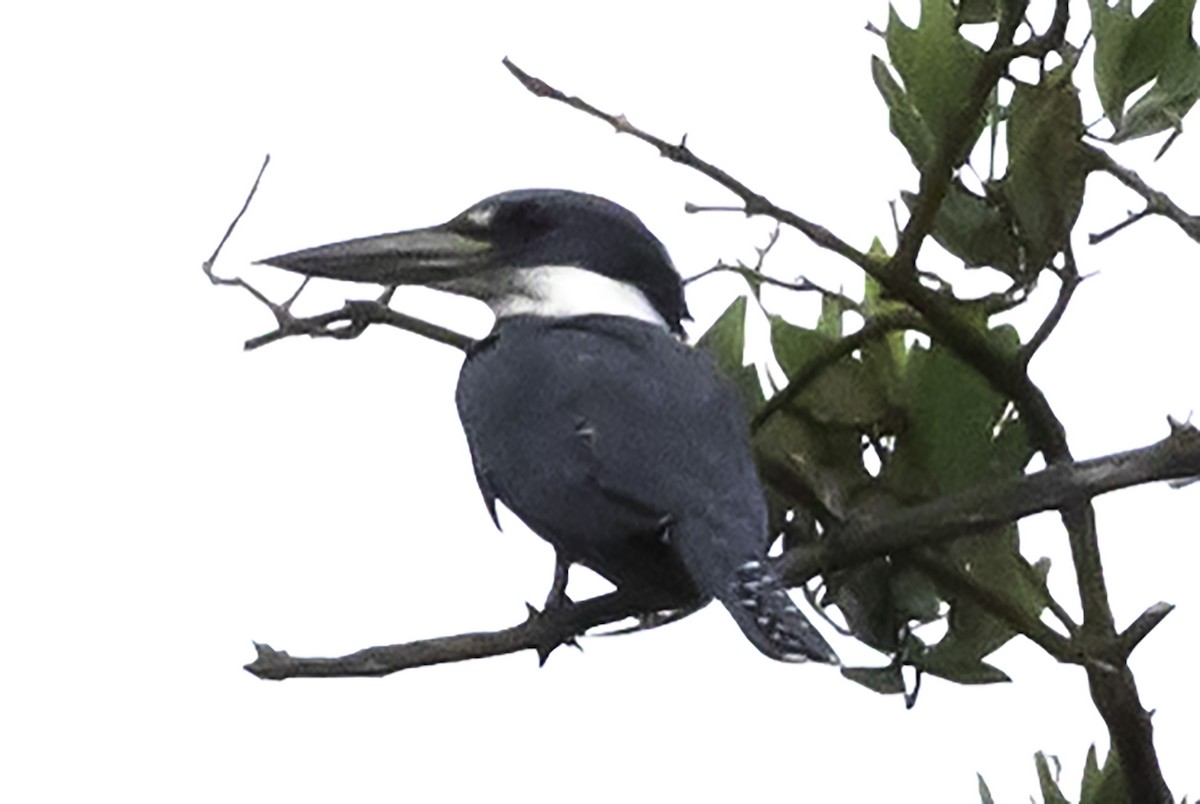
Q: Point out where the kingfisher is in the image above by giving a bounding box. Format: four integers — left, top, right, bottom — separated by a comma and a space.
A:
260, 189, 838, 664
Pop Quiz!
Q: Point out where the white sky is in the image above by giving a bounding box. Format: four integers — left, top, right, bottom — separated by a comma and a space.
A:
3, 2, 1198, 802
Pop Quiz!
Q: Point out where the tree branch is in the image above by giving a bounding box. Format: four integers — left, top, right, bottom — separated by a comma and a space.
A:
1020, 246, 1084, 367
243, 296, 475, 353
501, 57, 876, 275
246, 590, 683, 680
243, 422, 1198, 680
777, 421, 1200, 586
1085, 143, 1200, 245
201, 159, 476, 354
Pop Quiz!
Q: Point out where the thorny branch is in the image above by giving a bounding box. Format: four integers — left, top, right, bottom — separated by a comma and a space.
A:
246, 591, 669, 679
212, 25, 1194, 796
685, 225, 860, 311
500, 12, 1178, 793
245, 421, 1200, 679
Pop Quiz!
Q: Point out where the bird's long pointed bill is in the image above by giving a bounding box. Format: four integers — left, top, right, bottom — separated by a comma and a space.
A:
256, 225, 491, 286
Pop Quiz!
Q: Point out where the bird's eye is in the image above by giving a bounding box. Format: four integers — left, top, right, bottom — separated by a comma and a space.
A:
459, 203, 497, 230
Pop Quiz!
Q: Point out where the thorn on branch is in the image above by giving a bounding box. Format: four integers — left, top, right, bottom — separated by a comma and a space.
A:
501, 57, 870, 271
1117, 602, 1175, 659
244, 590, 674, 680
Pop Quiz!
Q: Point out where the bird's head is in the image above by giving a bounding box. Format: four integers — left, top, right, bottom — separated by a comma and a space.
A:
258, 189, 690, 334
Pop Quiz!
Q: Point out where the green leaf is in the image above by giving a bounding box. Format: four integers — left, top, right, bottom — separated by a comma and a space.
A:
1080, 744, 1127, 804
1113, 41, 1200, 143
770, 315, 832, 378
884, 339, 1024, 497
770, 316, 891, 430
887, 0, 987, 166
1090, 0, 1198, 128
890, 563, 943, 623
697, 296, 764, 412
957, 0, 997, 23
977, 773, 995, 804
1003, 74, 1088, 271
753, 408, 872, 521
697, 295, 748, 378
842, 664, 906, 695
902, 181, 1021, 275
872, 55, 935, 168
817, 292, 845, 339
918, 654, 1011, 684
861, 261, 912, 406
829, 559, 903, 650
1035, 752, 1070, 804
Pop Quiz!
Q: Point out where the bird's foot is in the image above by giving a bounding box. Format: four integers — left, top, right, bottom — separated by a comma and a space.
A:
523, 601, 584, 667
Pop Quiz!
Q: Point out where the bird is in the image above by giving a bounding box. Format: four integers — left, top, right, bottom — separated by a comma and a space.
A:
259, 188, 838, 665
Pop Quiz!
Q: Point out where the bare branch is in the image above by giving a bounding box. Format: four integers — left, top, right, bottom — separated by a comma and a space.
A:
1020, 246, 1085, 366
246, 590, 683, 680
203, 154, 270, 273
202, 155, 284, 312
244, 294, 475, 353
1088, 207, 1152, 245
502, 57, 875, 274
200, 158, 475, 353
1085, 143, 1200, 245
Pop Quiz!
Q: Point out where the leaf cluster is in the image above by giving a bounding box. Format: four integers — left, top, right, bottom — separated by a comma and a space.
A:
701, 260, 1051, 694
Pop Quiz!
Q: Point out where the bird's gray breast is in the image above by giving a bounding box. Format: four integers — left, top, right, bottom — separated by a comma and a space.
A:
454, 314, 767, 594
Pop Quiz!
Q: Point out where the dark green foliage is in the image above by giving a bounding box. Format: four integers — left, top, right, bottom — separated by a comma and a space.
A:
695, 295, 764, 414
758, 265, 1046, 691
901, 182, 1021, 275
692, 2, 1197, 797
886, 0, 987, 167
1079, 744, 1128, 804
1003, 72, 1089, 272
1090, 0, 1200, 143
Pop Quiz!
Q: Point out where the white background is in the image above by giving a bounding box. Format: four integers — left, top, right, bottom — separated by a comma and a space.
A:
3, 2, 1197, 801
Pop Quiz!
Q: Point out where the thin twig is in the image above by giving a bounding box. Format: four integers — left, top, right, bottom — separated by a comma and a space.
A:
203, 154, 271, 273
1088, 207, 1152, 245
1020, 246, 1084, 365
200, 157, 475, 353
686, 263, 840, 295
243, 298, 475, 352
1085, 143, 1200, 244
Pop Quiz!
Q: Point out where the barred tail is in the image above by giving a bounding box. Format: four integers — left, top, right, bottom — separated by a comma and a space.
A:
721, 558, 839, 664
672, 518, 839, 663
